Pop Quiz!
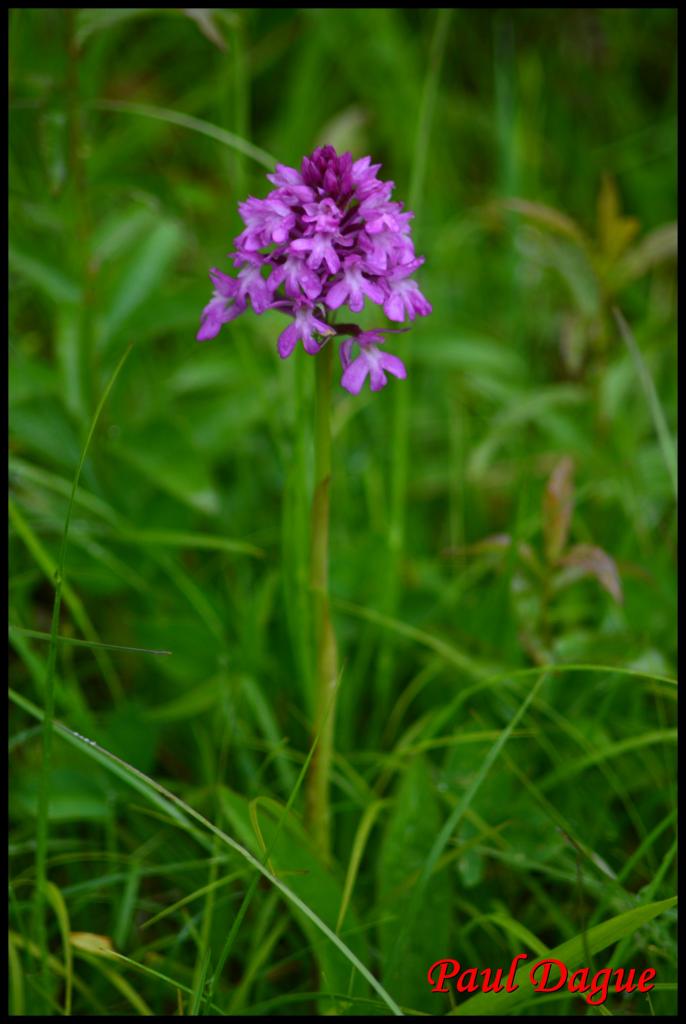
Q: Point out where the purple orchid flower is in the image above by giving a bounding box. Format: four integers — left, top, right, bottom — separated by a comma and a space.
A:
339, 329, 408, 395
197, 269, 246, 341
197, 144, 431, 392
276, 301, 334, 358
325, 255, 386, 313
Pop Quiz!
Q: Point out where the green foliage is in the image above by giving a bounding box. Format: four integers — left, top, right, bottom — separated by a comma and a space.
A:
377, 755, 452, 1012
9, 7, 676, 1016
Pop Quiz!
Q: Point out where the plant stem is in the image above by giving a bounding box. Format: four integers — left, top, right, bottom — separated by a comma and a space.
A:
66, 8, 94, 421
30, 345, 131, 1011
31, 15, 94, 1006
306, 339, 338, 861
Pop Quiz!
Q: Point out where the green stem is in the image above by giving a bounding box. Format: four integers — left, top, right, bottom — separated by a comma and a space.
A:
29, 344, 131, 1010
66, 8, 94, 421
306, 340, 338, 861
31, 16, 95, 1006
31, 577, 61, 1008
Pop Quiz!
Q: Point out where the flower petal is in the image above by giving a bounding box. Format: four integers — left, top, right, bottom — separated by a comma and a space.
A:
368, 359, 388, 391
277, 322, 298, 358
341, 355, 370, 394
325, 280, 349, 310
196, 319, 221, 342
378, 352, 407, 380
340, 338, 354, 368
384, 293, 406, 322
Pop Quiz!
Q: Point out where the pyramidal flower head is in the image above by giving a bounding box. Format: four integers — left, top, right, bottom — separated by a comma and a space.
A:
197, 145, 431, 394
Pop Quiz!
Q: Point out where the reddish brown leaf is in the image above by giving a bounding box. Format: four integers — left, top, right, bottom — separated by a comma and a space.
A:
611, 222, 677, 290
560, 543, 624, 604
543, 456, 575, 564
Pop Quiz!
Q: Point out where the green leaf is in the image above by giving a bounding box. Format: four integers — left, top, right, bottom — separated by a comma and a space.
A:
334, 597, 495, 679
539, 729, 676, 792
12, 769, 111, 823
597, 174, 640, 263
76, 8, 175, 45
10, 398, 81, 470
45, 883, 73, 1016
8, 932, 25, 1016
108, 420, 220, 516
8, 626, 171, 656
90, 99, 277, 171
378, 755, 452, 1012
8, 688, 403, 1016
9, 246, 80, 305
413, 334, 527, 385
115, 527, 263, 558
468, 386, 587, 479
101, 219, 183, 348
384, 673, 548, 994
613, 307, 677, 500
92, 205, 159, 267
500, 197, 587, 246
9, 350, 57, 407
54, 306, 87, 421
220, 790, 372, 1010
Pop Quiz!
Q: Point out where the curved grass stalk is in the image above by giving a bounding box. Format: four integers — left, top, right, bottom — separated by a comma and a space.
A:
8, 688, 404, 1016
90, 99, 277, 170
27, 343, 132, 1006
8, 625, 171, 656
613, 306, 677, 499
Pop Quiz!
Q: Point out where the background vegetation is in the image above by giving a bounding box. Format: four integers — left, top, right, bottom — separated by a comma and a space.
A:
9, 8, 677, 1016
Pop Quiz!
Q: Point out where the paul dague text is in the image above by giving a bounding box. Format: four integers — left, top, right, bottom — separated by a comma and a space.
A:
427, 955, 656, 1006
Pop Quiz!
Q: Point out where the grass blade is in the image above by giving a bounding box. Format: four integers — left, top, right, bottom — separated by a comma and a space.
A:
385, 671, 548, 982
90, 99, 277, 170
8, 625, 171, 656
29, 344, 132, 1006
9, 687, 404, 1017
614, 306, 677, 499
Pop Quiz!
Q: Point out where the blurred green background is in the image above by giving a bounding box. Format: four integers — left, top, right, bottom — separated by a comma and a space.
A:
9, 8, 676, 1016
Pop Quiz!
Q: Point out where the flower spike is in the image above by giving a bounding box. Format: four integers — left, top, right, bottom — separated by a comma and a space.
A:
197, 145, 431, 393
